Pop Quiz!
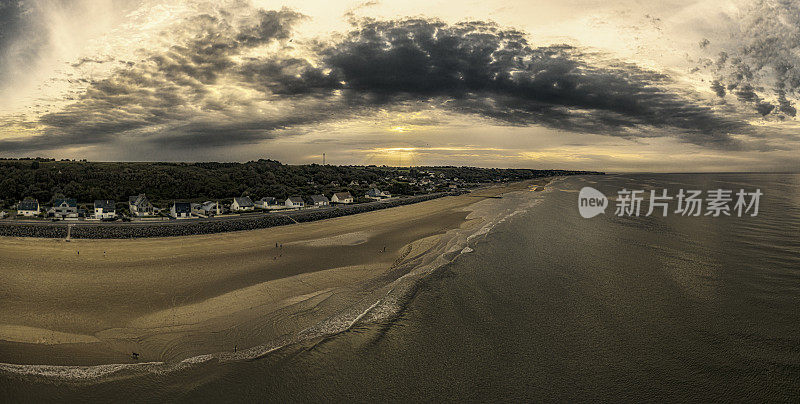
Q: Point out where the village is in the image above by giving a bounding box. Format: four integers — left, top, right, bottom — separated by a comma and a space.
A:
6, 187, 399, 221
0, 160, 599, 224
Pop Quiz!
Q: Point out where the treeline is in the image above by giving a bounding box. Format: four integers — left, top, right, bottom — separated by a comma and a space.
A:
0, 159, 601, 206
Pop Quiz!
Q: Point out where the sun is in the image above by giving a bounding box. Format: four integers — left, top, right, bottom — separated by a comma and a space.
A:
389, 126, 411, 133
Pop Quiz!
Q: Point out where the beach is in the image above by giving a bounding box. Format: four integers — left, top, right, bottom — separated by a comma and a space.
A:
0, 179, 549, 368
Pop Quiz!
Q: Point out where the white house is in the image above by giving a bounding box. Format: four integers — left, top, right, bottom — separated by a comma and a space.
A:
170, 202, 192, 219
255, 197, 279, 209
331, 192, 354, 204
17, 199, 40, 217
309, 194, 330, 207
129, 194, 154, 217
94, 200, 116, 219
285, 196, 305, 208
231, 196, 254, 212
200, 201, 221, 216
51, 198, 78, 219
366, 188, 390, 200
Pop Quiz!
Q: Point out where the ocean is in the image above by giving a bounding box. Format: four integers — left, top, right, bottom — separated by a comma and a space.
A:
2, 173, 799, 402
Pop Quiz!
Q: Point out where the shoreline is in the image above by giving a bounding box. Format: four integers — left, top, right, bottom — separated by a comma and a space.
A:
0, 177, 555, 376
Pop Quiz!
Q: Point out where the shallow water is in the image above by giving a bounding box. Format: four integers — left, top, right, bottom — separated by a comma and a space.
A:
3, 173, 799, 402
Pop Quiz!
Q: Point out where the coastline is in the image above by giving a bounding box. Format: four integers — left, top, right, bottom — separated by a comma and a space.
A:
0, 177, 555, 378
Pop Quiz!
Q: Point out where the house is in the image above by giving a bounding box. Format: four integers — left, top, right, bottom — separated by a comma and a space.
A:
94, 200, 116, 219
255, 197, 278, 209
170, 202, 192, 219
285, 196, 305, 208
309, 194, 330, 207
331, 192, 354, 204
366, 188, 384, 200
231, 196, 254, 212
17, 198, 40, 217
200, 201, 221, 216
191, 203, 203, 216
129, 194, 154, 217
51, 198, 78, 219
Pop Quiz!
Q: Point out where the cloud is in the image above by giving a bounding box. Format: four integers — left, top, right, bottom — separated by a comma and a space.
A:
698, 0, 800, 119
0, 5, 775, 154
0, 0, 47, 83
0, 6, 307, 152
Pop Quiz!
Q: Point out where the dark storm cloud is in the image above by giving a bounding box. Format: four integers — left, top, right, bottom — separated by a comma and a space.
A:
318, 19, 750, 148
711, 80, 725, 97
0, 0, 24, 50
1, 11, 768, 153
148, 116, 318, 148
238, 57, 341, 95
0, 7, 306, 152
0, 0, 47, 81
71, 56, 115, 68
699, 0, 800, 118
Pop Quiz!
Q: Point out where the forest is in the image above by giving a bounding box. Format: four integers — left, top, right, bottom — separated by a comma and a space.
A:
0, 158, 601, 207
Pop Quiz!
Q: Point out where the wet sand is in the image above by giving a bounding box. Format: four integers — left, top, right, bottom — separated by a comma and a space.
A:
0, 180, 546, 366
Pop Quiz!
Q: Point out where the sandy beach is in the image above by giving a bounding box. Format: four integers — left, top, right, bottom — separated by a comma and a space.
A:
0, 179, 548, 367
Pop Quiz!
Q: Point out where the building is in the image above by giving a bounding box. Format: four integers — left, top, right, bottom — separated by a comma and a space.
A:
51, 198, 78, 219
17, 199, 40, 217
200, 201, 221, 216
129, 194, 154, 217
331, 192, 354, 204
285, 196, 305, 208
255, 197, 278, 209
309, 194, 330, 207
93, 200, 116, 220
170, 202, 192, 219
231, 196, 254, 212
366, 188, 389, 200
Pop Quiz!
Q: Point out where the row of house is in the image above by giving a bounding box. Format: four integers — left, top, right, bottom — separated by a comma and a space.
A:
14, 198, 119, 220
230, 192, 356, 211
14, 190, 367, 220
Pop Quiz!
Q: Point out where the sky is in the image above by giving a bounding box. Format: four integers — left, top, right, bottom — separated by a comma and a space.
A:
0, 0, 799, 172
